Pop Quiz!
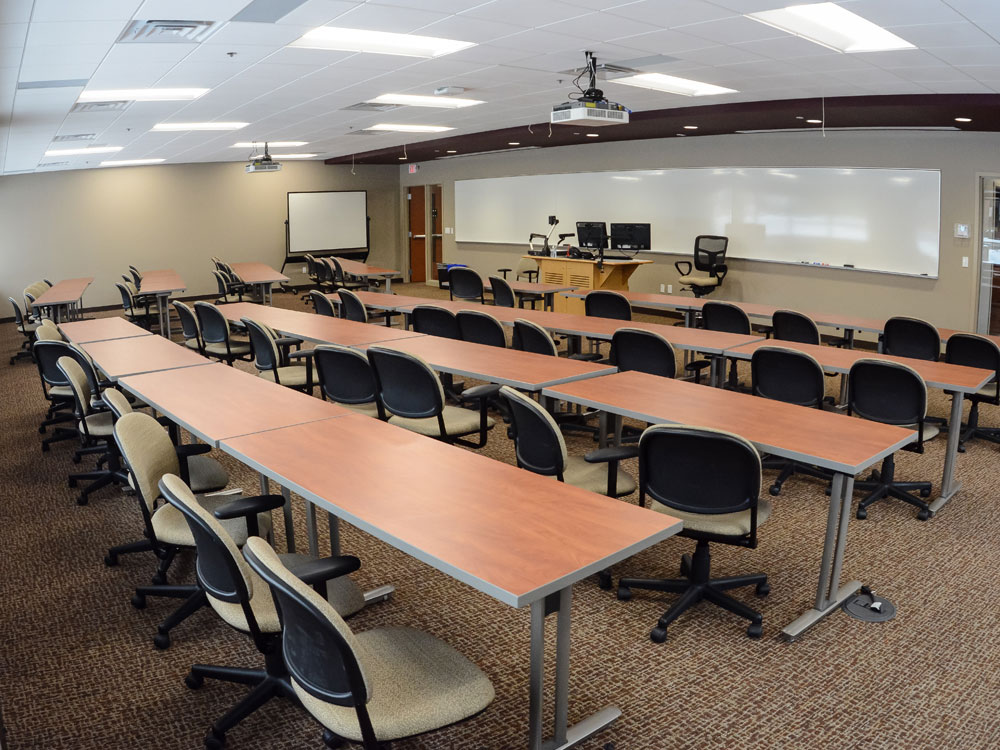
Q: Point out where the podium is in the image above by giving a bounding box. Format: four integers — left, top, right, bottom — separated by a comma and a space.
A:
526, 255, 652, 314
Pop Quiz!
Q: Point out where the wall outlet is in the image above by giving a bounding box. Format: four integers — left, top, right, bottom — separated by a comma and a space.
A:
667, 284, 672, 294
962, 256, 969, 267
660, 283, 665, 293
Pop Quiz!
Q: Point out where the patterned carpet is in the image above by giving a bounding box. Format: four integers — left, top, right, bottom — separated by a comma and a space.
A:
2, 283, 999, 750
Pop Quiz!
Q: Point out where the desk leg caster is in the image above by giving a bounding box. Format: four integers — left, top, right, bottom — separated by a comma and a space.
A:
597, 569, 612, 590
363, 584, 395, 604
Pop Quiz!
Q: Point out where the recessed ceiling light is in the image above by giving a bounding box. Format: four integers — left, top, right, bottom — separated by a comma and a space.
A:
613, 73, 736, 97
508, 141, 520, 146
153, 122, 248, 131
676, 133, 687, 137
586, 133, 599, 137
100, 158, 166, 166
232, 141, 307, 148
446, 150, 457, 153
746, 3, 915, 53
269, 153, 317, 159
291, 27, 475, 58
955, 117, 972, 123
45, 146, 123, 156
683, 125, 698, 130
369, 94, 483, 109
78, 88, 208, 102
365, 123, 454, 133
806, 119, 822, 124
398, 156, 407, 160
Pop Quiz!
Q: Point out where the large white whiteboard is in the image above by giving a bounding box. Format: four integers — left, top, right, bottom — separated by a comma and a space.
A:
455, 168, 941, 277
287, 191, 367, 254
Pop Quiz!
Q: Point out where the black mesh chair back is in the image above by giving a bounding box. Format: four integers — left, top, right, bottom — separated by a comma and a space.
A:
702, 301, 750, 334
457, 310, 506, 348
64, 344, 104, 403
33, 339, 73, 388
130, 268, 142, 288
316, 258, 335, 287
848, 359, 927, 427
585, 290, 631, 321
945, 334, 1000, 402
314, 345, 378, 406
115, 282, 135, 314
212, 270, 231, 298
304, 254, 318, 280
367, 347, 444, 420
694, 235, 729, 271
449, 267, 485, 304
311, 291, 336, 317
751, 346, 825, 408
194, 302, 231, 346
330, 257, 353, 288
512, 318, 557, 356
410, 305, 460, 339
173, 301, 201, 347
640, 425, 761, 520
241, 318, 282, 373
501, 386, 566, 477
882, 317, 940, 361
9, 296, 26, 326
772, 310, 820, 344
610, 328, 676, 378
338, 289, 368, 323
488, 276, 516, 308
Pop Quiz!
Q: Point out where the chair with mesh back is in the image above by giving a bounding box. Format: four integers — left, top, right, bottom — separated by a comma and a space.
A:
586, 290, 631, 321
195, 302, 252, 365
338, 288, 396, 327
617, 424, 770, 642
301, 254, 321, 302
457, 310, 506, 348
881, 316, 941, 361
448, 267, 485, 305
116, 282, 153, 330
675, 235, 729, 297
242, 318, 313, 392
160, 475, 362, 749
173, 301, 204, 354
311, 290, 337, 318
689, 301, 751, 388
410, 305, 460, 339
313, 345, 380, 418
314, 258, 337, 294
772, 309, 849, 348
33, 337, 79, 451
488, 276, 517, 308
244, 537, 495, 750
611, 328, 676, 378
213, 270, 245, 304
367, 346, 495, 448
8, 296, 37, 365
330, 257, 367, 292
945, 333, 1000, 450
512, 318, 558, 356
848, 359, 939, 520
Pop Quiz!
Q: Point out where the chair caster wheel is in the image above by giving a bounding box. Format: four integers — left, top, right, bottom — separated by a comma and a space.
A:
72, 454, 81, 464
769, 484, 781, 496
131, 593, 146, 609
68, 477, 77, 488
184, 673, 204, 690
958, 445, 966, 453
151, 573, 167, 586
824, 486, 831, 496
856, 508, 868, 520
756, 582, 770, 596
617, 586, 632, 602
919, 488, 931, 498
153, 632, 170, 650
323, 729, 346, 749
104, 554, 117, 567
76, 495, 88, 506
597, 571, 612, 590
917, 509, 930, 521
650, 627, 667, 643
747, 622, 763, 639
41, 443, 50, 452
38, 426, 46, 435
204, 730, 225, 749
679, 553, 692, 577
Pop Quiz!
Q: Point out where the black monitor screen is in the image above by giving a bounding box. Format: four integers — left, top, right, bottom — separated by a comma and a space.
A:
576, 221, 608, 249
610, 223, 651, 251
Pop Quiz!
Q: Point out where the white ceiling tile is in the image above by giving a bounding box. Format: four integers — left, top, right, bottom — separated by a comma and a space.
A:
733, 35, 837, 60
670, 43, 767, 66
888, 22, 997, 48
26, 21, 126, 47
31, 0, 142, 22
86, 61, 176, 87
204, 21, 312, 47
843, 0, 966, 27
851, 49, 949, 69
22, 44, 110, 69
333, 3, 453, 34
136, 0, 255, 23
604, 0, 736, 28
607, 28, 716, 55
541, 12, 654, 40
100, 42, 198, 65
262, 45, 353, 65
414, 15, 529, 43
18, 61, 102, 81
921, 80, 994, 94
932, 47, 1000, 67
275, 0, 364, 26
0, 23, 28, 47
3, 0, 35, 24
462, 0, 592, 27
0, 46, 24, 68
679, 16, 787, 44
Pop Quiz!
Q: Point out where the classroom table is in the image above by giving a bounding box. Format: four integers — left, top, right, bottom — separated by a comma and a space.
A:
505, 280, 577, 310
217, 302, 424, 347
725, 339, 994, 515
229, 262, 289, 305
220, 414, 682, 750
82, 335, 210, 381
31, 277, 94, 322
59, 316, 152, 344
542, 370, 916, 640
337, 258, 399, 293
139, 269, 185, 338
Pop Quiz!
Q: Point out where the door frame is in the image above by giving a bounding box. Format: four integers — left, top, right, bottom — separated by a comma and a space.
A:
974, 173, 1000, 334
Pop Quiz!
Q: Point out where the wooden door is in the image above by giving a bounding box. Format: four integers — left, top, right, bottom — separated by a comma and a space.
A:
408, 185, 426, 283
430, 185, 443, 280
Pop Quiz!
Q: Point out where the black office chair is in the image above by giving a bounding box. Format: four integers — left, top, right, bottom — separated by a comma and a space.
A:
115, 282, 153, 330
881, 316, 941, 361
449, 267, 485, 305
772, 309, 850, 348
695, 301, 750, 388
848, 359, 938, 520
8, 296, 38, 364
367, 346, 495, 448
160, 474, 362, 749
313, 345, 380, 418
195, 302, 253, 365
945, 333, 1000, 450
301, 254, 321, 302
32, 337, 79, 451
212, 270, 244, 304
512, 318, 558, 356
675, 235, 729, 297
243, 537, 495, 750
330, 257, 368, 292
488, 276, 517, 308
314, 258, 337, 294
585, 290, 631, 321
242, 318, 313, 392
457, 310, 506, 348
173, 301, 204, 354
338, 288, 396, 327
611, 328, 676, 378
751, 346, 835, 496
410, 305, 460, 339
310, 290, 337, 318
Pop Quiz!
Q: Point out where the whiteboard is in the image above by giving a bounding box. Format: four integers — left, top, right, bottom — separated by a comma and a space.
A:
287, 191, 367, 255
455, 168, 941, 277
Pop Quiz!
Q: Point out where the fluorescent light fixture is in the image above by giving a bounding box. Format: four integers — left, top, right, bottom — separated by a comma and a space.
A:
613, 73, 736, 97
153, 122, 248, 131
446, 150, 457, 153
508, 141, 520, 146
291, 27, 475, 58
233, 141, 307, 148
78, 88, 208, 102
369, 93, 483, 109
746, 3, 915, 53
365, 123, 454, 133
586, 133, 599, 137
45, 146, 123, 156
269, 153, 317, 159
683, 125, 698, 130
955, 117, 972, 123
806, 119, 822, 124
100, 158, 166, 166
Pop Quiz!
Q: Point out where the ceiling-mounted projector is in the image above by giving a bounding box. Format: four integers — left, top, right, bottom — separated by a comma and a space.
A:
551, 52, 629, 127
245, 141, 281, 173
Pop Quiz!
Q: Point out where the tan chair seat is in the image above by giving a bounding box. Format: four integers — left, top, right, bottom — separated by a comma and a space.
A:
218, 294, 244, 304
18, 322, 39, 333
49, 385, 73, 398
678, 275, 720, 287
182, 338, 201, 350
338, 401, 381, 418
902, 423, 941, 441
204, 341, 251, 356
151, 492, 272, 547
80, 411, 114, 437
293, 626, 495, 743
258, 365, 312, 387
187, 455, 230, 493
389, 405, 494, 438
977, 382, 998, 399
651, 497, 771, 537
562, 455, 636, 497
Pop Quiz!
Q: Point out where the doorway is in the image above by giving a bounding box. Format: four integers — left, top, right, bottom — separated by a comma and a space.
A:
430, 185, 443, 281
408, 185, 426, 283
976, 176, 1000, 334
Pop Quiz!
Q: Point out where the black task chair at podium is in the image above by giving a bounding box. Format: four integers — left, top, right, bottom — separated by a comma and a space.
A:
945, 333, 1000, 450
675, 235, 729, 298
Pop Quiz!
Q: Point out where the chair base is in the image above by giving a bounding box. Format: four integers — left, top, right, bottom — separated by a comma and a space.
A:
854, 454, 931, 521
617, 539, 767, 642
957, 400, 1000, 452
132, 585, 207, 649
763, 457, 832, 496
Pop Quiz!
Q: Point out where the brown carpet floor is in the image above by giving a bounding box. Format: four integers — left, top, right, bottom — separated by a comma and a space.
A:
2, 283, 999, 750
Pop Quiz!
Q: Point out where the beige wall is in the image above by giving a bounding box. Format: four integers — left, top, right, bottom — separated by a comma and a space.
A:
1, 160, 401, 311
400, 130, 1000, 333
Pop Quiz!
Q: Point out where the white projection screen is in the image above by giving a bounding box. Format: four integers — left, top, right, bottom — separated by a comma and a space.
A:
454, 168, 941, 277
287, 191, 368, 255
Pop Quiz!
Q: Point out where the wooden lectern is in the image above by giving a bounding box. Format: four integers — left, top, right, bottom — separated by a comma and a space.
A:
525, 255, 652, 314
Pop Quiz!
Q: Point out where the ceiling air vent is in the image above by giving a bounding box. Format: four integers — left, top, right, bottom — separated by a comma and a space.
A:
53, 133, 96, 142
117, 20, 218, 44
37, 162, 70, 168
71, 101, 130, 113
342, 102, 401, 112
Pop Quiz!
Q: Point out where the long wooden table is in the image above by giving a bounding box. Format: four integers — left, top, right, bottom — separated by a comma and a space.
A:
542, 370, 916, 641
229, 262, 289, 305
221, 414, 681, 750
725, 339, 994, 515
31, 277, 94, 322
59, 316, 151, 344
82, 334, 209, 380
338, 258, 399, 293
504, 280, 577, 310
139, 269, 186, 338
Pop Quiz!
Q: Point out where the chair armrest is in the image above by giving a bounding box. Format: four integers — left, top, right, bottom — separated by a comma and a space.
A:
288, 349, 315, 360
674, 261, 692, 276
176, 443, 212, 458
461, 383, 501, 401
714, 264, 728, 282
584, 446, 639, 464
213, 493, 286, 520
293, 555, 362, 586
274, 336, 301, 349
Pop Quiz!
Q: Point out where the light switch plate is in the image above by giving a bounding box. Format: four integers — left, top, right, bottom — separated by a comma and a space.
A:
954, 223, 970, 239
962, 256, 969, 267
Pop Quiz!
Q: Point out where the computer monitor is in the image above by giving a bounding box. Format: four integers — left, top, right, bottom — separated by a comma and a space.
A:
576, 221, 608, 250
610, 223, 651, 251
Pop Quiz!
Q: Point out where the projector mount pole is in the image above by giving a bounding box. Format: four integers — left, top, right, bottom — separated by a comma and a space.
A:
582, 51, 603, 102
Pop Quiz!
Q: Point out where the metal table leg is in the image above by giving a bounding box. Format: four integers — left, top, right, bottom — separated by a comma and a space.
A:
326, 510, 395, 604
384, 276, 392, 293
929, 391, 965, 514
